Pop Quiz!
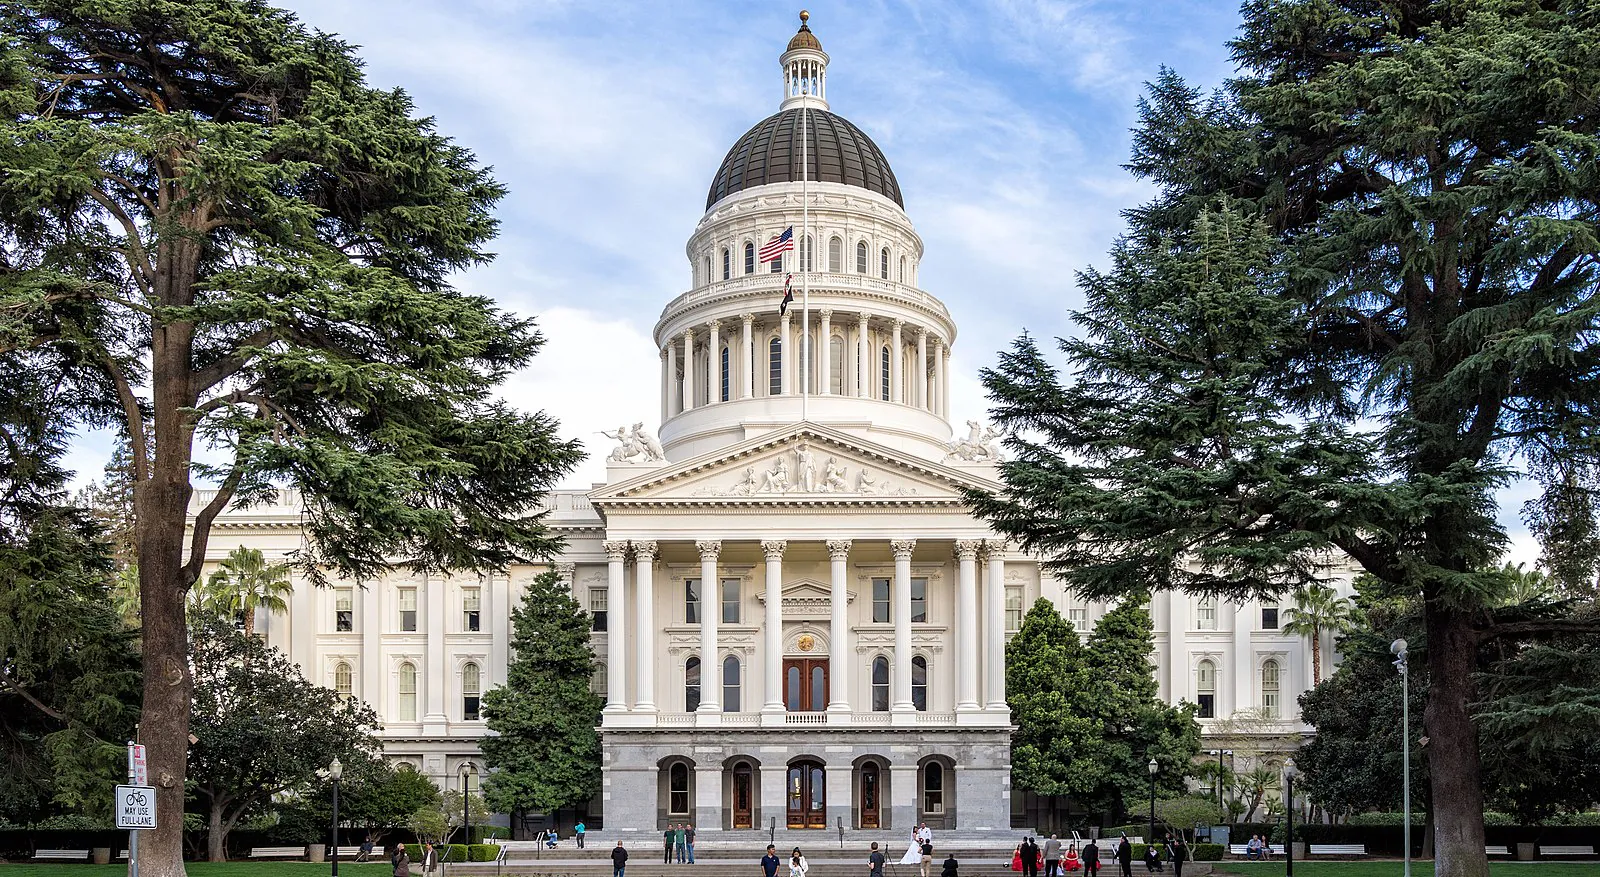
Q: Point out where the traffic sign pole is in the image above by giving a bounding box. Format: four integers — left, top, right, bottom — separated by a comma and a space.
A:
127, 742, 138, 877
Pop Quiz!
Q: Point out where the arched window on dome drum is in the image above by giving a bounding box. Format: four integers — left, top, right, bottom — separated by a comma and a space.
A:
800, 235, 813, 273
771, 250, 783, 273
334, 662, 352, 701
1261, 659, 1281, 718
462, 661, 481, 721
912, 655, 928, 711
720, 346, 730, 402
722, 248, 731, 281
856, 241, 868, 274
769, 337, 783, 395
829, 336, 845, 395
398, 662, 417, 721
828, 236, 842, 272
685, 657, 702, 712
900, 255, 907, 283
703, 256, 711, 286
744, 242, 755, 275
880, 247, 890, 279
880, 346, 891, 400
871, 656, 890, 711
723, 655, 741, 712
1196, 659, 1216, 718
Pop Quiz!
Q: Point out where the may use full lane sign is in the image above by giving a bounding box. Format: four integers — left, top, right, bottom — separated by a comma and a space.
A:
115, 785, 157, 829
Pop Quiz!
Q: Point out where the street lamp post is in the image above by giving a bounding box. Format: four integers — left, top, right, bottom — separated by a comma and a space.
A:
1282, 758, 1297, 877
1207, 749, 1232, 824
1147, 758, 1159, 845
1392, 639, 1411, 877
329, 757, 343, 877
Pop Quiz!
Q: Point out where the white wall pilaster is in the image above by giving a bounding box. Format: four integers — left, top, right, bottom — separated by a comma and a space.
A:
423, 574, 447, 728
982, 542, 1006, 710
489, 571, 509, 689
740, 314, 755, 399
857, 312, 870, 398
819, 309, 832, 395
359, 578, 381, 711
780, 313, 793, 396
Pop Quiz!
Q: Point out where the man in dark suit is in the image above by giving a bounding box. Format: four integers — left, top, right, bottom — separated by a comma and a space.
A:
1116, 836, 1133, 877
1082, 840, 1100, 877
1021, 837, 1040, 877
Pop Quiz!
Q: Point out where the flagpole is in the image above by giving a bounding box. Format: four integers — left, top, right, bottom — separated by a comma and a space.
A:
800, 74, 810, 423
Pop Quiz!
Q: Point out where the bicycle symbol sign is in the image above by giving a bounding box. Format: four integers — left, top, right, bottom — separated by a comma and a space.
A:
115, 785, 157, 829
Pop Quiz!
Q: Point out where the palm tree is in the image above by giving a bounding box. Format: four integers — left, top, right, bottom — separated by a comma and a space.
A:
1281, 583, 1354, 683
204, 546, 293, 637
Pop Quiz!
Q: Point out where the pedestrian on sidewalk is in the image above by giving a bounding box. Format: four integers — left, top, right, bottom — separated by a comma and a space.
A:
612, 841, 629, 877
390, 845, 411, 877
686, 824, 696, 863
868, 842, 886, 877
664, 824, 676, 864
576, 821, 586, 850
763, 844, 782, 877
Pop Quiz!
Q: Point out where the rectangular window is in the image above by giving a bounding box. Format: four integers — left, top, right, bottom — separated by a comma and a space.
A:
398, 588, 418, 632
871, 578, 890, 623
1005, 585, 1024, 632
686, 579, 701, 624
769, 339, 782, 395
721, 578, 742, 624
590, 587, 608, 632
462, 587, 481, 632
911, 577, 928, 623
1197, 693, 1215, 718
1196, 598, 1217, 630
1068, 607, 1087, 629
335, 587, 354, 632
1261, 601, 1279, 630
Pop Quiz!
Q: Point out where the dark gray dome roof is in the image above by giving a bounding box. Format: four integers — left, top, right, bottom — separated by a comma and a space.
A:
706, 108, 903, 210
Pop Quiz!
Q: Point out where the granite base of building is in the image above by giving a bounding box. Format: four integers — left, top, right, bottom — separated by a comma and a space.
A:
601, 728, 1011, 835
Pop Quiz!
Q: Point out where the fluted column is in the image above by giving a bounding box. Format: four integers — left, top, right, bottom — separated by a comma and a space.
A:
982, 541, 1007, 710
633, 540, 658, 712
779, 312, 792, 395
915, 327, 928, 409
939, 342, 951, 417
761, 540, 786, 713
660, 347, 672, 420
603, 540, 629, 713
826, 539, 852, 713
706, 319, 722, 404
890, 319, 904, 403
681, 329, 696, 411
697, 540, 722, 712
857, 312, 871, 398
740, 314, 755, 398
955, 540, 982, 712
818, 309, 832, 395
890, 538, 916, 711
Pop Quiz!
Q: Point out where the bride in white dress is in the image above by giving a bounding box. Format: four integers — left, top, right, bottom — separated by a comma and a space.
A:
899, 832, 922, 865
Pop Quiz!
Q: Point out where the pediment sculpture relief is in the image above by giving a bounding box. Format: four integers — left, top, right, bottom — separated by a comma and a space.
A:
693, 443, 918, 496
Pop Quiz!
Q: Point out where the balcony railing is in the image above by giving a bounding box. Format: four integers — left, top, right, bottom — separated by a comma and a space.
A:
659, 273, 953, 324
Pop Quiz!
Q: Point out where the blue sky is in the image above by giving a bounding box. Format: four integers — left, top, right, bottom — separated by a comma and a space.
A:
62, 0, 1541, 564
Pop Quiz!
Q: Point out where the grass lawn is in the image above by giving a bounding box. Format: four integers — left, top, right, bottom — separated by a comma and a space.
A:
1214, 864, 1600, 877
0, 864, 394, 876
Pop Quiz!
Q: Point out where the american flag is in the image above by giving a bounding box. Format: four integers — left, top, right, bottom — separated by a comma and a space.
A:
779, 273, 794, 316
759, 227, 794, 263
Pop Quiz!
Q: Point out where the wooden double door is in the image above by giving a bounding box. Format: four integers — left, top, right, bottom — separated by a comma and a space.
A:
787, 761, 826, 828
784, 659, 828, 712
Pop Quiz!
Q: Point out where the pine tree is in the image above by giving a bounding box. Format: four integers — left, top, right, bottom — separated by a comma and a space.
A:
0, 4, 584, 872
967, 5, 1600, 873
480, 571, 602, 818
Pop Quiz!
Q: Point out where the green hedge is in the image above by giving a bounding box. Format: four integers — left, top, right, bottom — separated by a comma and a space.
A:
1191, 844, 1222, 861
470, 844, 499, 862
403, 844, 473, 862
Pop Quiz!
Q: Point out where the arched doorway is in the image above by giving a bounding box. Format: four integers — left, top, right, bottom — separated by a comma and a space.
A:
786, 760, 826, 828
732, 762, 755, 829
859, 762, 882, 828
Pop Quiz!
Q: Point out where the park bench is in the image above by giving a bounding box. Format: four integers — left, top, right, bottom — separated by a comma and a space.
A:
248, 846, 305, 859
1228, 844, 1284, 858
1484, 846, 1510, 856
1309, 844, 1367, 857
333, 846, 365, 859
33, 849, 90, 862
1541, 846, 1596, 858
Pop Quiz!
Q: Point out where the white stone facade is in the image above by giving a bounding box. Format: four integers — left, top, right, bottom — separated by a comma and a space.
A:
190, 16, 1346, 836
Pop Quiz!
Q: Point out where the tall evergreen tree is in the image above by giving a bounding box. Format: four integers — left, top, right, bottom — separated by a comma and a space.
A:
968, 5, 1600, 874
1006, 598, 1096, 826
0, 4, 583, 872
480, 571, 602, 819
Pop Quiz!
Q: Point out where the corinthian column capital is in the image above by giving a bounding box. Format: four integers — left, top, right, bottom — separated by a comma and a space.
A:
631, 540, 658, 562
890, 539, 917, 560
761, 540, 788, 560
603, 541, 630, 561
825, 539, 852, 561
696, 540, 722, 560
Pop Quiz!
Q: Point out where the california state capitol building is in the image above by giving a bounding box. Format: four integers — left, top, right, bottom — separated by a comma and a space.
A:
193, 15, 1349, 839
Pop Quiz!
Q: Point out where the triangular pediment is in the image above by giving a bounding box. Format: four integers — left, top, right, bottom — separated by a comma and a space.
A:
590, 423, 994, 506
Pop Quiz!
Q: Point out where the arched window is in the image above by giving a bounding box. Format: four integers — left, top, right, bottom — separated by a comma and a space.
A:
900, 255, 907, 283
1196, 660, 1216, 718
912, 655, 928, 711
923, 762, 944, 814
1261, 659, 1281, 718
880, 346, 891, 400
462, 661, 481, 720
744, 242, 755, 274
771, 249, 783, 273
334, 662, 352, 701
856, 241, 868, 274
871, 656, 890, 711
880, 247, 890, 279
829, 336, 845, 395
669, 762, 691, 815
398, 662, 417, 721
720, 346, 730, 402
722, 248, 731, 280
800, 235, 813, 272
828, 236, 843, 272
769, 337, 783, 395
591, 663, 607, 705
461, 763, 480, 794
685, 657, 702, 712
723, 655, 742, 712
703, 256, 711, 286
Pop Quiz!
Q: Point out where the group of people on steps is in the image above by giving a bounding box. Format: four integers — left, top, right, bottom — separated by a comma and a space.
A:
1013, 833, 1189, 877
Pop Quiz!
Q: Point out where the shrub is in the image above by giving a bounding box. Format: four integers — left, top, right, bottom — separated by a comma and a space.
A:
469, 844, 499, 862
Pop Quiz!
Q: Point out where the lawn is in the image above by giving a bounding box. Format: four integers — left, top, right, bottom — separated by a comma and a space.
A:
1214, 864, 1600, 877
